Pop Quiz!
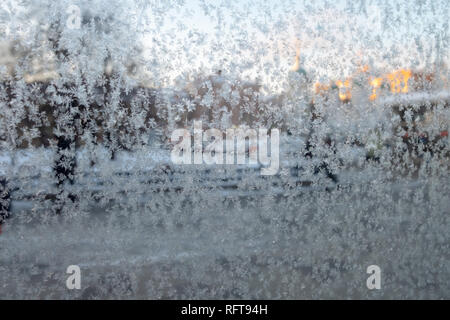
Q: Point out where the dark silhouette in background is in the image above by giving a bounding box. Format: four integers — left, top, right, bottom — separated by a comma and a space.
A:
0, 178, 11, 232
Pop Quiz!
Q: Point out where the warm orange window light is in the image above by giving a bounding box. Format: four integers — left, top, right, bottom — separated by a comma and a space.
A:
386, 69, 411, 93
369, 77, 383, 100
314, 82, 330, 95
335, 79, 352, 101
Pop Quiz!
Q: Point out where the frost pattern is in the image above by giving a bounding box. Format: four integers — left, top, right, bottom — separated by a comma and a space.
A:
0, 0, 448, 299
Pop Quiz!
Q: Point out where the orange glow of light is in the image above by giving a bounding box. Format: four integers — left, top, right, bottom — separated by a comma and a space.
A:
290, 41, 302, 72
369, 77, 383, 100
310, 65, 413, 102
314, 82, 330, 95
359, 65, 370, 73
335, 79, 352, 101
386, 69, 411, 93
